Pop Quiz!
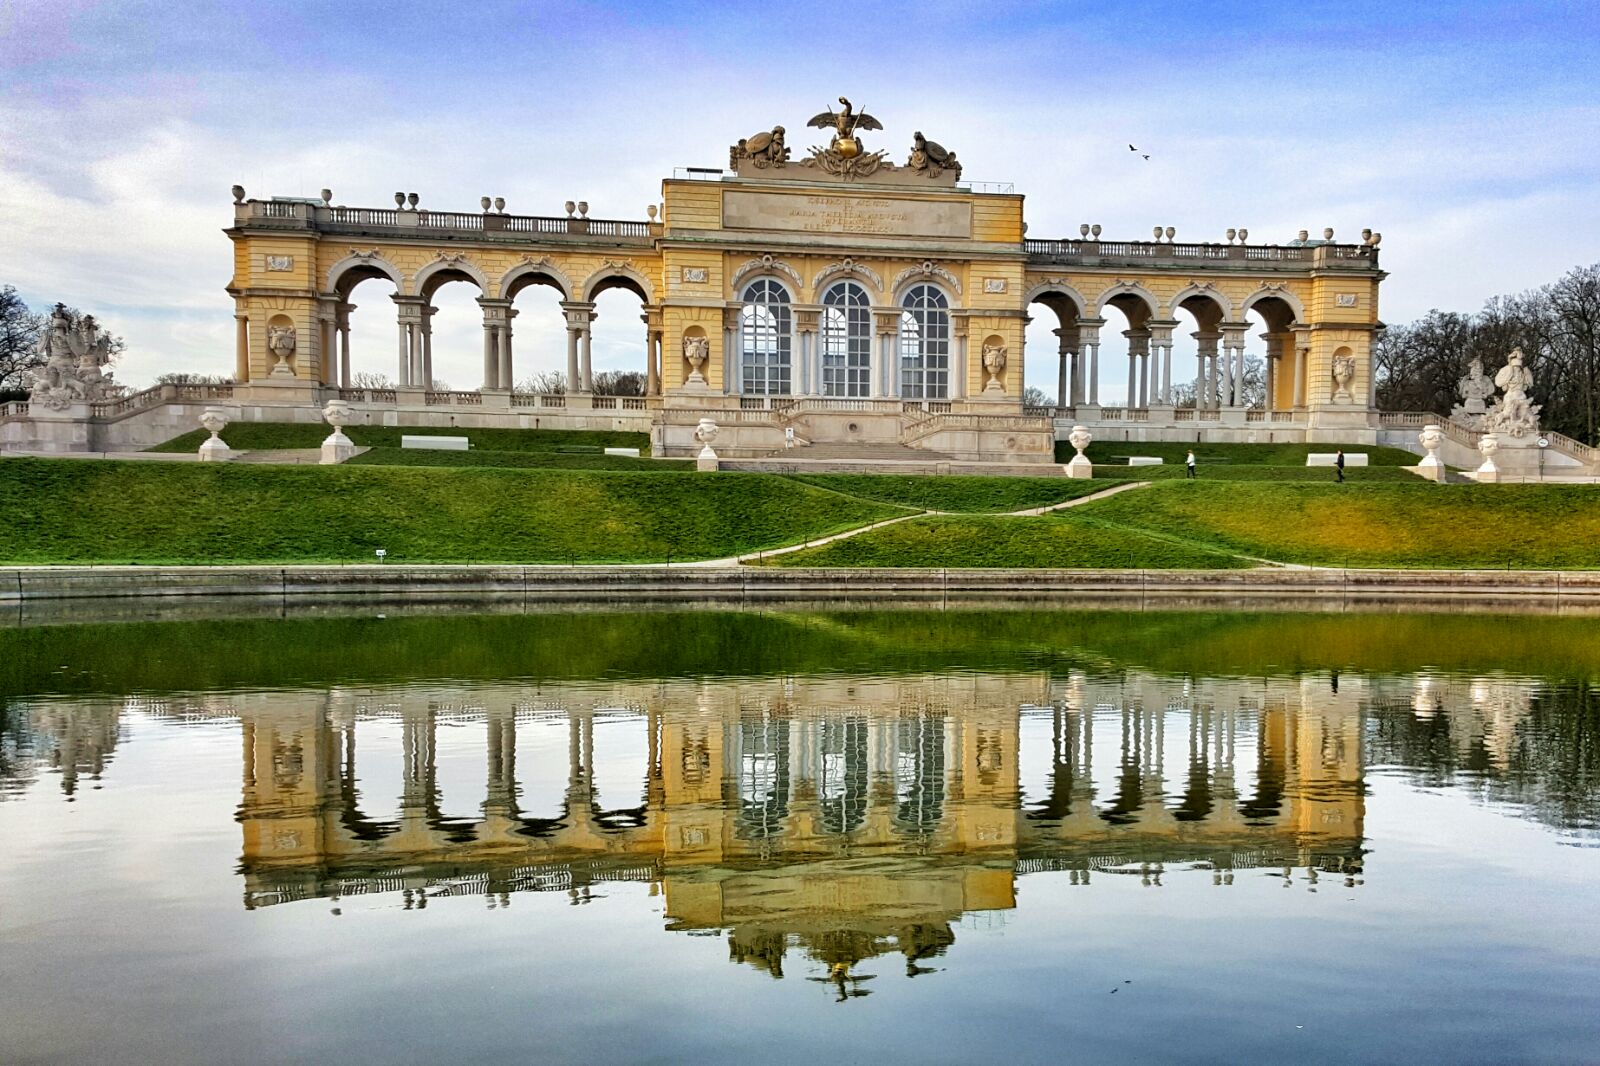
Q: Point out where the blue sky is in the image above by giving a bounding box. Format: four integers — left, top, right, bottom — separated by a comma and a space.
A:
3, 0, 1597, 398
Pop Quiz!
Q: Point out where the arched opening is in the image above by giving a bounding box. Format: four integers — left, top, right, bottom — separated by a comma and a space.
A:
739, 279, 794, 396
505, 272, 569, 393
898, 283, 951, 400
1099, 290, 1156, 409
588, 273, 652, 396
416, 268, 484, 392
589, 711, 650, 830
1024, 289, 1085, 409
821, 281, 872, 398
334, 265, 401, 391
1245, 295, 1300, 411
1172, 293, 1227, 409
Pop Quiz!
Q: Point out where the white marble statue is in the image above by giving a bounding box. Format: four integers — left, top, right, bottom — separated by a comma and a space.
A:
1451, 357, 1495, 430
28, 303, 121, 410
1482, 348, 1540, 439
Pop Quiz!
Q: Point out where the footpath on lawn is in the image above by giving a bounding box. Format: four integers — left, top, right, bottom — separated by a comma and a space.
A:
6, 455, 1600, 570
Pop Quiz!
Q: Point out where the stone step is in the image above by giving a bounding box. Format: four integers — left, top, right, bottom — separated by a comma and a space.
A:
768, 442, 953, 461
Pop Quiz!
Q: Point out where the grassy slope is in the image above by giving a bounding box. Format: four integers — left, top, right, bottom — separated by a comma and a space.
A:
1064, 440, 1420, 466
783, 473, 1109, 513
0, 458, 901, 564
761, 513, 1251, 569
350, 447, 691, 472
151, 422, 651, 454
1077, 481, 1600, 569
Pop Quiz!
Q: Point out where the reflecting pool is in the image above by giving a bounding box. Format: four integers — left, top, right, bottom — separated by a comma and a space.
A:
2, 607, 1599, 1064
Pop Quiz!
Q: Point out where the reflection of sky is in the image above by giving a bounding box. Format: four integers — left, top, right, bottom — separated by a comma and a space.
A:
3, 1, 1598, 396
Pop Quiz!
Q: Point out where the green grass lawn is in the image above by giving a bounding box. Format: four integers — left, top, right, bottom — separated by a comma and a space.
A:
1061, 440, 1420, 466
1075, 481, 1600, 569
150, 422, 652, 455
760, 513, 1253, 569
350, 447, 691, 472
0, 459, 901, 564
783, 473, 1110, 513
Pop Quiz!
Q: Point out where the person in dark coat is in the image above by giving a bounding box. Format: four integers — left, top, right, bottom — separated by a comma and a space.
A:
1335, 449, 1346, 483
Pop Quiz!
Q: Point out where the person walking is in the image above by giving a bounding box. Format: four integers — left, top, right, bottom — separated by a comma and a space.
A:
1335, 449, 1346, 483
1185, 449, 1196, 479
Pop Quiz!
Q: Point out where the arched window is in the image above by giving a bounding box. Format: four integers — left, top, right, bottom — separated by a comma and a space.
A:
821, 281, 872, 398
740, 279, 792, 395
899, 284, 950, 399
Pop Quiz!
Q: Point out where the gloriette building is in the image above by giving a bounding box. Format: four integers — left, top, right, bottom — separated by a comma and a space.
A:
5, 99, 1392, 463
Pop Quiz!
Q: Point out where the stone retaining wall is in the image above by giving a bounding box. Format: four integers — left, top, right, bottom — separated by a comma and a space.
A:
5, 565, 1599, 608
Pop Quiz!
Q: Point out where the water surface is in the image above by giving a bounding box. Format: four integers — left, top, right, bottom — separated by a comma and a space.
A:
2, 608, 1598, 1065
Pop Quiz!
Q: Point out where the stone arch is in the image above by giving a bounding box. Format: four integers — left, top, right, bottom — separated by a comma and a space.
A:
327, 251, 403, 297
812, 259, 884, 300
1241, 284, 1306, 325
1088, 280, 1159, 319
500, 258, 574, 301
581, 261, 654, 303
1023, 279, 1089, 318
1168, 282, 1233, 322
412, 254, 489, 298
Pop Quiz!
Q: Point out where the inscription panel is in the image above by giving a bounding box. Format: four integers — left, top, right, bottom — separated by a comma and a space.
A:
723, 190, 973, 239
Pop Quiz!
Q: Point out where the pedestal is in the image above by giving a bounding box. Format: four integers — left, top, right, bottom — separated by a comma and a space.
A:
321, 430, 356, 465
696, 446, 719, 472
198, 437, 231, 462
1064, 455, 1093, 479
1415, 455, 1447, 483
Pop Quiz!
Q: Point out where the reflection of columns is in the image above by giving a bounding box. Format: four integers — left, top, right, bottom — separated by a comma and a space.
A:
1148, 321, 1176, 405
1124, 329, 1150, 408
1078, 319, 1103, 406
1221, 324, 1248, 407
336, 303, 353, 388
1194, 331, 1220, 408
393, 296, 426, 387
234, 311, 250, 383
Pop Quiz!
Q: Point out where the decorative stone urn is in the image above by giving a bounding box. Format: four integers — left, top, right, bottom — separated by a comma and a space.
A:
1417, 424, 1446, 482
693, 417, 720, 472
683, 336, 711, 388
197, 406, 231, 462
1475, 432, 1500, 483
1064, 424, 1093, 479
320, 399, 356, 465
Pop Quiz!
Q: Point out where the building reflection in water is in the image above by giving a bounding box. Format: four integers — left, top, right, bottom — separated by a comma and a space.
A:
4, 669, 1593, 995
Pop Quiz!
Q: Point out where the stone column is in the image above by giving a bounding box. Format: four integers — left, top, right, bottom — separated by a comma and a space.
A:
336, 303, 353, 388
560, 302, 595, 393
478, 298, 512, 391
1221, 324, 1249, 407
1147, 321, 1177, 405
1292, 336, 1309, 409
874, 309, 899, 399
1193, 331, 1220, 409
796, 309, 819, 396
421, 306, 435, 390
1124, 329, 1150, 408
724, 307, 741, 396
580, 323, 594, 393
234, 311, 250, 383
500, 308, 516, 389
650, 329, 664, 396
644, 318, 659, 398
1078, 319, 1103, 407
565, 328, 580, 392
1054, 328, 1070, 409
319, 316, 335, 386
393, 296, 426, 387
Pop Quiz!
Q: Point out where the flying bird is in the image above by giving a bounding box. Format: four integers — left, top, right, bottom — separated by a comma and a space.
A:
1129, 144, 1150, 160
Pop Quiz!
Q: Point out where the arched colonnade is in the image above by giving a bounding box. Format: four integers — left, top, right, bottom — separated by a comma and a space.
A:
321, 254, 665, 394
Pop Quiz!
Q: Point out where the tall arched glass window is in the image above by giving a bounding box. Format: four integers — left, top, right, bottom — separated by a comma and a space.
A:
739, 280, 792, 395
899, 284, 950, 399
821, 281, 871, 397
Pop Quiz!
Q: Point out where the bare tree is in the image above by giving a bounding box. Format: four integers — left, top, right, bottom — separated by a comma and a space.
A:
0, 286, 42, 396
156, 372, 234, 385
514, 370, 567, 394
592, 370, 645, 396
352, 371, 396, 390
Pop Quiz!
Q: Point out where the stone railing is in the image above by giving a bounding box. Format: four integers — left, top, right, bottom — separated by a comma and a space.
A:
0, 400, 28, 420
1024, 238, 1378, 272
510, 392, 567, 409
239, 199, 659, 245
90, 385, 166, 419
425, 391, 483, 406
1545, 431, 1600, 465
336, 387, 398, 404
902, 410, 1053, 446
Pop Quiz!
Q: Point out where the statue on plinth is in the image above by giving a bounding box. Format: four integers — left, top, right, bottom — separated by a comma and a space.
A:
27, 303, 121, 410
267, 326, 297, 377
1331, 354, 1357, 402
683, 335, 710, 386
693, 417, 720, 472
1451, 357, 1495, 430
731, 126, 789, 169
1482, 348, 1540, 439
907, 132, 961, 179
802, 96, 888, 178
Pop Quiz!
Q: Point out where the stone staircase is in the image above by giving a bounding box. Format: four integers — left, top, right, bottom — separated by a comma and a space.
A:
765, 441, 954, 461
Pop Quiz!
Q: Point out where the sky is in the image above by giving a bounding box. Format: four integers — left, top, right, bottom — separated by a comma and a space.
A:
2, 0, 1598, 401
